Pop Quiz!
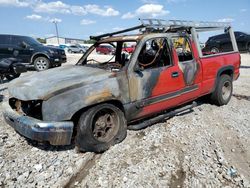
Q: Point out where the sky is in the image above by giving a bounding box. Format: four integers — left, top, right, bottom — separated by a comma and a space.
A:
0, 0, 249, 40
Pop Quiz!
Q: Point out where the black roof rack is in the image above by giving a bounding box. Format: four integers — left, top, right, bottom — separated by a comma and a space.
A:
90, 18, 231, 41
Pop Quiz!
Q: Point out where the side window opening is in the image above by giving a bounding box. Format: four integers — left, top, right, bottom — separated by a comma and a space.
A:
171, 36, 194, 62
11, 36, 22, 46
84, 41, 137, 71
172, 36, 198, 86
137, 37, 171, 70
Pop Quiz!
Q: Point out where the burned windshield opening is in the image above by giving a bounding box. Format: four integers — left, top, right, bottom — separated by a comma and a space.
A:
83, 40, 137, 71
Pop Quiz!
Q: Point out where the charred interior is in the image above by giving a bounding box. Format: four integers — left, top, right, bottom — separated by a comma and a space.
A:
9, 98, 43, 120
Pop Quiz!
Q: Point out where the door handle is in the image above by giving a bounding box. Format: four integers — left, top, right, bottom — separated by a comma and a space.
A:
8, 47, 13, 51
172, 72, 179, 78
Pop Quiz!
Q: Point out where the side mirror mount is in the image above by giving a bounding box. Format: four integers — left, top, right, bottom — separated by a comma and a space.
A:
134, 63, 144, 76
20, 41, 28, 49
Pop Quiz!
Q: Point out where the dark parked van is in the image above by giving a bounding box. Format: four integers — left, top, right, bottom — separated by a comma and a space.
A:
0, 35, 66, 71
203, 31, 250, 54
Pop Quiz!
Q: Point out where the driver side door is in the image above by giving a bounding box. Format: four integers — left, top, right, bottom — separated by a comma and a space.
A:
127, 36, 187, 120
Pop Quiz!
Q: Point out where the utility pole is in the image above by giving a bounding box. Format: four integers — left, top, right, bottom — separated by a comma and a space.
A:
52, 20, 59, 45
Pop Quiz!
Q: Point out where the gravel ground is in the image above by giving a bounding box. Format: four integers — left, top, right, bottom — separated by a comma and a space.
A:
0, 53, 250, 187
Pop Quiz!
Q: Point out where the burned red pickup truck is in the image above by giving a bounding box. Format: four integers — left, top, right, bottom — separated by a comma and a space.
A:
3, 19, 240, 152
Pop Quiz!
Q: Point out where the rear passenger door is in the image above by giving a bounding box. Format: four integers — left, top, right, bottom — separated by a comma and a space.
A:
170, 36, 202, 100
0, 35, 12, 59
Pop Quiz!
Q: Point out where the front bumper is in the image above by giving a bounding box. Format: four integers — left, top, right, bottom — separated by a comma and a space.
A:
2, 101, 74, 145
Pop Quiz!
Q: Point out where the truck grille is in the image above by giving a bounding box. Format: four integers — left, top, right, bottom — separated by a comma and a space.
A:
9, 98, 43, 120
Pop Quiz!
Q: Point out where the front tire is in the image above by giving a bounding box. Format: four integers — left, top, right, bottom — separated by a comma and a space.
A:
210, 74, 233, 106
34, 57, 50, 71
76, 103, 127, 153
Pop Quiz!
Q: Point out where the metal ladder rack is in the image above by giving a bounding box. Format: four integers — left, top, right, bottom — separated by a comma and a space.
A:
139, 18, 231, 32
90, 18, 232, 40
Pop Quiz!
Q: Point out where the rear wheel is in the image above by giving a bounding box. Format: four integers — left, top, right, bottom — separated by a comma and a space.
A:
5, 73, 20, 81
34, 57, 50, 71
211, 47, 220, 53
210, 74, 233, 106
76, 103, 127, 153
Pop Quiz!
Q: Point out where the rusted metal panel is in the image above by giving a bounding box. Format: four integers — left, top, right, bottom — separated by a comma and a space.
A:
98, 35, 144, 43
8, 65, 116, 101
42, 72, 130, 121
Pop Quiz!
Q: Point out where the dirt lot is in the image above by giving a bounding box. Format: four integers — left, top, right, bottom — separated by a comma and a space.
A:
0, 53, 250, 187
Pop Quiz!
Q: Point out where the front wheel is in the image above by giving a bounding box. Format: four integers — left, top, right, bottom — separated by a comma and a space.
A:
34, 57, 50, 71
76, 103, 127, 153
210, 74, 233, 106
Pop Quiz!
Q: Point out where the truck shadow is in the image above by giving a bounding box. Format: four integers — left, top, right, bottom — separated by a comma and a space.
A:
233, 94, 250, 101
240, 66, 250, 69
24, 137, 76, 151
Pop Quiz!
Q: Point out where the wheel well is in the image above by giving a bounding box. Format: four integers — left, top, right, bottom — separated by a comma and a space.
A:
219, 69, 233, 79
70, 100, 125, 136
211, 66, 234, 93
32, 54, 49, 64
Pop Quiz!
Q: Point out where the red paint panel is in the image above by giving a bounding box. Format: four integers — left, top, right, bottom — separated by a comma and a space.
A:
200, 52, 240, 95
151, 66, 185, 97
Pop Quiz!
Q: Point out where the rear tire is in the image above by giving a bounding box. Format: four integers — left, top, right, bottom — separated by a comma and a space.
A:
34, 57, 50, 71
5, 73, 20, 81
211, 47, 220, 53
76, 103, 127, 153
210, 74, 233, 106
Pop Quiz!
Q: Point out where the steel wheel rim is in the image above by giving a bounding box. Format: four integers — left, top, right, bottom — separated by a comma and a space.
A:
211, 47, 219, 53
92, 108, 119, 142
36, 59, 48, 70
222, 81, 231, 101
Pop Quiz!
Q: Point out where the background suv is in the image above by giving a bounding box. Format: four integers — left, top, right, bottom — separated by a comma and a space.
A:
65, 44, 86, 53
203, 31, 250, 53
0, 34, 66, 71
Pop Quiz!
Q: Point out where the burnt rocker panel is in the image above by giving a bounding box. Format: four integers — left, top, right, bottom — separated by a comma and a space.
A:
124, 84, 198, 121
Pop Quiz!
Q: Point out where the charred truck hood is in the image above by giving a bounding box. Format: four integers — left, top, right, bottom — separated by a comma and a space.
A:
8, 65, 114, 101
